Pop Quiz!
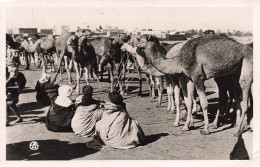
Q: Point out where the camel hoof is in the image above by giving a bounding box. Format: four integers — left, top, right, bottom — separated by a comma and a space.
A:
181, 126, 190, 131
173, 122, 180, 127
200, 129, 210, 135
209, 123, 218, 129
138, 92, 142, 97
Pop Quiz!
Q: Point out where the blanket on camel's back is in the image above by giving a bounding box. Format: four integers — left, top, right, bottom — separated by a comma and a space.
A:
95, 102, 145, 149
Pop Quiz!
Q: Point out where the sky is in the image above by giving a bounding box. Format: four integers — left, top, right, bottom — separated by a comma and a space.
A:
6, 7, 253, 32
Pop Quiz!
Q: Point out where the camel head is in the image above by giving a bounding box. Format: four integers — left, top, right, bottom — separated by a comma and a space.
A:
19, 37, 29, 50
134, 34, 160, 48
67, 35, 80, 60
78, 35, 88, 51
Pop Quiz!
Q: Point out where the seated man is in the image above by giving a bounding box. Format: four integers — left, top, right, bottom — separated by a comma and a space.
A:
71, 85, 104, 137
45, 85, 76, 132
6, 59, 26, 126
94, 91, 145, 149
35, 73, 59, 105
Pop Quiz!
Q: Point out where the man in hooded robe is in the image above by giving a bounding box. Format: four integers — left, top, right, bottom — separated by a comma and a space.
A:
94, 91, 145, 149
45, 85, 76, 132
71, 85, 104, 137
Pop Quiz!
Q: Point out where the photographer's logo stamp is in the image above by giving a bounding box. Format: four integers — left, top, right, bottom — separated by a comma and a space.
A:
29, 141, 39, 151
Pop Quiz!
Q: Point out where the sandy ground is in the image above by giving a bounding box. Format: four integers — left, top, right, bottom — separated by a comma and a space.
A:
6, 64, 242, 160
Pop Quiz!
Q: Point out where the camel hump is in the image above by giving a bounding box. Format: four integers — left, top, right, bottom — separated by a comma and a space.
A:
179, 34, 241, 66
165, 42, 186, 58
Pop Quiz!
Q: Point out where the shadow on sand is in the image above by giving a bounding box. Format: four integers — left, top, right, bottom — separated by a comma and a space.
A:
142, 133, 169, 146
6, 139, 98, 160
17, 102, 49, 113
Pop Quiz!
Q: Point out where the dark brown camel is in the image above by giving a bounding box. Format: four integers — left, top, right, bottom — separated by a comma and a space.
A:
211, 42, 253, 129
78, 35, 101, 87
130, 34, 253, 136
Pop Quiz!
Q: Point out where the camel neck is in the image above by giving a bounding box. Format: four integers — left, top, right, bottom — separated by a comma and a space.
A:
134, 49, 165, 77
144, 43, 184, 75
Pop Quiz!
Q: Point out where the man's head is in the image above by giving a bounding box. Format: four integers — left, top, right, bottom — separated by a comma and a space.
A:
58, 85, 73, 97
82, 85, 93, 96
6, 59, 18, 78
108, 91, 123, 105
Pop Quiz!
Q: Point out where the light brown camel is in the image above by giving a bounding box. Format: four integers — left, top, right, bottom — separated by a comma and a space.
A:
19, 35, 56, 73
90, 37, 114, 92
19, 38, 44, 70
128, 34, 253, 136
122, 42, 197, 127
51, 32, 82, 93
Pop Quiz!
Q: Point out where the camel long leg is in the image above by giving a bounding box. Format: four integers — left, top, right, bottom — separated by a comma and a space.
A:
24, 51, 30, 70
52, 51, 65, 83
107, 63, 114, 92
188, 80, 195, 127
172, 81, 181, 126
85, 65, 90, 85
211, 77, 229, 129
232, 59, 253, 136
150, 75, 155, 101
192, 89, 197, 114
73, 61, 80, 94
42, 53, 48, 73
193, 76, 210, 135
156, 76, 164, 108
64, 56, 73, 84
134, 59, 142, 96
165, 75, 173, 111
91, 64, 101, 89
179, 77, 193, 131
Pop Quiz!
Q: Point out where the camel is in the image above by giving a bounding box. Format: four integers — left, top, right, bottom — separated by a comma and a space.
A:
113, 34, 147, 96
19, 37, 41, 68
90, 37, 114, 92
19, 35, 56, 72
78, 35, 101, 87
51, 32, 78, 91
121, 41, 198, 127
52, 30, 100, 94
210, 42, 253, 129
129, 34, 252, 136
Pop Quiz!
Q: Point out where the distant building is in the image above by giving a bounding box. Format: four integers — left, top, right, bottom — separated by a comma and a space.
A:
141, 29, 163, 38
164, 34, 187, 41
40, 29, 53, 35
19, 28, 38, 34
